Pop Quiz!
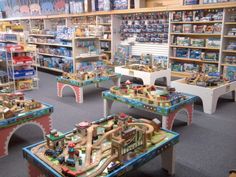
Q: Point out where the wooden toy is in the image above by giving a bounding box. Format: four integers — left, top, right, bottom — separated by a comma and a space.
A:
185, 72, 225, 87
23, 114, 179, 177
171, 78, 236, 114
103, 82, 196, 130
57, 68, 121, 104
0, 92, 53, 157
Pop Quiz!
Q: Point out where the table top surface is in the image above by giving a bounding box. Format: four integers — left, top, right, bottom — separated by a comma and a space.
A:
115, 65, 169, 73
103, 90, 196, 116
0, 102, 53, 128
172, 78, 236, 90
57, 74, 120, 87
23, 115, 179, 177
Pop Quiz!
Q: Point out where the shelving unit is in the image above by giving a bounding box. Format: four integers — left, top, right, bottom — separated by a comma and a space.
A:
96, 15, 112, 61
169, 9, 224, 76
5, 45, 39, 92
0, 1, 235, 77
220, 7, 236, 80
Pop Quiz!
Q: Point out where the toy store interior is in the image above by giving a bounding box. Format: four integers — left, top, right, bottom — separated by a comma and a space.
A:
0, 0, 236, 177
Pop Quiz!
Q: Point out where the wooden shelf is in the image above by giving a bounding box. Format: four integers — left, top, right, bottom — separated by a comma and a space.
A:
222, 50, 236, 54
29, 34, 55, 37
221, 63, 236, 67
97, 23, 111, 25
76, 55, 100, 59
171, 21, 222, 24
38, 52, 72, 59
202, 60, 219, 64
74, 36, 98, 40
170, 57, 218, 64
34, 64, 63, 72
170, 57, 203, 63
0, 40, 18, 43
99, 39, 111, 41
224, 35, 236, 38
1, 2, 236, 22
170, 33, 221, 36
28, 42, 72, 48
170, 45, 220, 50
225, 22, 236, 25
171, 71, 191, 78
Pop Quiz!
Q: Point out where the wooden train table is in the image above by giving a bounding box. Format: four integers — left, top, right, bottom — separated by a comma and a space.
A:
115, 65, 171, 86
0, 93, 53, 158
102, 84, 196, 130
171, 79, 236, 114
57, 74, 121, 104
23, 114, 179, 177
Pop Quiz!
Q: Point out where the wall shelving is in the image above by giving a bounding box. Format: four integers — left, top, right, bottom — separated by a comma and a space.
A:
0, 1, 235, 77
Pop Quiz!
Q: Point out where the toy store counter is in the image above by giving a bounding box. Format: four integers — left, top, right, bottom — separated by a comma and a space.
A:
0, 102, 53, 158
115, 65, 171, 86
57, 74, 121, 104
171, 79, 236, 114
102, 86, 196, 130
23, 114, 179, 177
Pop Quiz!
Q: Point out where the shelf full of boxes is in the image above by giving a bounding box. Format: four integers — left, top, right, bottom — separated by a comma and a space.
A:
0, 21, 38, 91
221, 8, 236, 81
169, 8, 224, 77
0, 0, 235, 79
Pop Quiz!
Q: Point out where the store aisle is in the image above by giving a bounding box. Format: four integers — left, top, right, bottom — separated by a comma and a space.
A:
0, 71, 236, 177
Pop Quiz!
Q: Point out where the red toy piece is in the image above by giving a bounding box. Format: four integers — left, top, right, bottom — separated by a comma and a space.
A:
13, 56, 33, 65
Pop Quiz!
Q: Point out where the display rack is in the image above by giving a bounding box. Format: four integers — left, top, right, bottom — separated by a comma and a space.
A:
0, 1, 235, 77
221, 7, 236, 80
5, 45, 38, 92
97, 15, 113, 61
169, 8, 224, 77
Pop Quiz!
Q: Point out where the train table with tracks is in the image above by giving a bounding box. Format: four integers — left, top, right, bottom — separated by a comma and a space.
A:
57, 72, 121, 104
102, 83, 196, 130
23, 113, 179, 177
0, 92, 53, 158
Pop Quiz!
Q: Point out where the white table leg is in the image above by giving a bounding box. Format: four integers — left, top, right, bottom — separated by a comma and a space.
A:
112, 77, 121, 87
143, 78, 152, 85
161, 146, 175, 176
201, 95, 219, 114
166, 76, 171, 87
104, 98, 114, 117
162, 116, 168, 129
79, 87, 83, 104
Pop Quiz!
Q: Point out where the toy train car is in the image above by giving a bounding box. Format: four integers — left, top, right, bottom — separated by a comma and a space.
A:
107, 161, 122, 173
66, 158, 76, 167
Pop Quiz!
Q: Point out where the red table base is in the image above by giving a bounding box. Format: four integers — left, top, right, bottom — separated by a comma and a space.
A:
0, 115, 52, 158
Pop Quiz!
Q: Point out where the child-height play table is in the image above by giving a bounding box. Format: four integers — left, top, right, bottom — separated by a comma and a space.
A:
57, 74, 121, 103
102, 91, 196, 130
0, 102, 53, 158
23, 115, 179, 177
115, 65, 171, 86
171, 79, 236, 114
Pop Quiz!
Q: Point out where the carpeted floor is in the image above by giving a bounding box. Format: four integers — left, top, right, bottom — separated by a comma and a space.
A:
0, 71, 236, 177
